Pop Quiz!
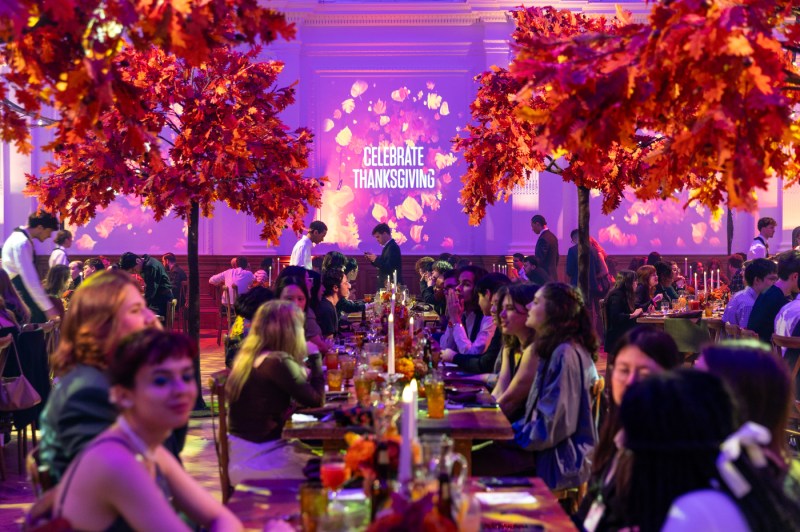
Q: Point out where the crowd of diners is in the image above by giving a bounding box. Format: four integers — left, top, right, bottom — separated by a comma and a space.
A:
2, 211, 800, 531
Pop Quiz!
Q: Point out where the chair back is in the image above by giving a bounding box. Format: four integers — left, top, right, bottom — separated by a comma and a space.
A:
26, 445, 53, 497
179, 280, 189, 332
771, 333, 800, 359
740, 328, 759, 340
706, 320, 725, 343
209, 369, 233, 503
664, 318, 711, 354
164, 299, 177, 331
724, 322, 741, 339
591, 376, 605, 431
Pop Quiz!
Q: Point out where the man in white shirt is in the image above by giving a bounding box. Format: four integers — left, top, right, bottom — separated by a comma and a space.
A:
2, 210, 61, 323
747, 217, 777, 260
722, 258, 777, 328
289, 221, 328, 270
512, 253, 528, 281
48, 230, 72, 268
209, 256, 255, 307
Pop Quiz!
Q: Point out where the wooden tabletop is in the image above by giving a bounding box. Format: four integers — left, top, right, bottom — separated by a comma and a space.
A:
636, 313, 723, 326
283, 406, 514, 442
227, 477, 576, 531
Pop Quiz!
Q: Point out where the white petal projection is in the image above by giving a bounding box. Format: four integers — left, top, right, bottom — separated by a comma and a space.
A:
435, 152, 457, 169
391, 87, 410, 102
440, 102, 450, 116
335, 127, 353, 147
333, 110, 342, 119
373, 99, 386, 114
441, 237, 454, 249
691, 222, 708, 244
402, 123, 409, 132
74, 234, 97, 251
350, 80, 368, 98
372, 203, 388, 221
426, 93, 442, 110
379, 116, 390, 126
342, 99, 355, 114
410, 225, 423, 243
396, 196, 424, 222
323, 119, 335, 132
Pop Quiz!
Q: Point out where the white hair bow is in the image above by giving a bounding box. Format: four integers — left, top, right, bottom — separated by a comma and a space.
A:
716, 422, 771, 498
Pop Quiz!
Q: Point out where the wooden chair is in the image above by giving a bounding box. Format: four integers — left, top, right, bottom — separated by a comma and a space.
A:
724, 322, 741, 339
706, 320, 725, 343
26, 446, 53, 497
209, 369, 233, 503
591, 376, 605, 431
740, 328, 759, 340
213, 284, 239, 346
771, 334, 800, 416
179, 280, 189, 333
164, 299, 177, 331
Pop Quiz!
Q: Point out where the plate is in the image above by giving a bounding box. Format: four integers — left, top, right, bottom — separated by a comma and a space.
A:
446, 382, 485, 395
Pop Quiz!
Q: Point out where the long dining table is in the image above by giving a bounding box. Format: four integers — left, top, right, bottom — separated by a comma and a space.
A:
226, 477, 577, 531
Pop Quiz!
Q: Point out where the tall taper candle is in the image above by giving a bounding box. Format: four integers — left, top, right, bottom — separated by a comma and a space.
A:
409, 316, 414, 339
399, 383, 415, 484
694, 272, 698, 292
684, 258, 688, 278
387, 312, 395, 375
704, 271, 707, 295
393, 270, 397, 287
717, 269, 721, 290
268, 266, 272, 287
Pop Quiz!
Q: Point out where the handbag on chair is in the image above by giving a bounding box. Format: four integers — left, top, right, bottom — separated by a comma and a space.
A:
0, 336, 42, 411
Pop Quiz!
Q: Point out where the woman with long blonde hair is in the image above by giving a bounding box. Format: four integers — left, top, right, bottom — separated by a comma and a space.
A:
227, 300, 324, 485
40, 269, 162, 481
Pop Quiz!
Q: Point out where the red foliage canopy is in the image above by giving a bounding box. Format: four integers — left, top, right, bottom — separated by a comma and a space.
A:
25, 45, 322, 242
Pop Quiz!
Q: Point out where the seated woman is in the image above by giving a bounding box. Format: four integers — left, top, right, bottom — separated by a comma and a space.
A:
40, 270, 163, 481
227, 300, 324, 485
654, 261, 679, 304
225, 286, 274, 368
318, 269, 350, 338
491, 283, 539, 422
439, 266, 492, 355
620, 369, 800, 531
43, 264, 71, 318
50, 329, 241, 531
634, 264, 662, 311
513, 282, 598, 490
603, 270, 647, 353
576, 326, 682, 530
697, 341, 799, 499
276, 273, 328, 355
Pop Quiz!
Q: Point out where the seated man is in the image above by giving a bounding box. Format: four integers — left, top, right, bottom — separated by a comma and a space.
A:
722, 258, 777, 329
208, 256, 254, 311
119, 252, 173, 317
523, 255, 551, 286
439, 266, 492, 355
318, 269, 350, 338
747, 250, 800, 342
421, 260, 453, 316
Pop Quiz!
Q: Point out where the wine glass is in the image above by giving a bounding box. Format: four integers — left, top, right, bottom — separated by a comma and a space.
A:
320, 451, 349, 498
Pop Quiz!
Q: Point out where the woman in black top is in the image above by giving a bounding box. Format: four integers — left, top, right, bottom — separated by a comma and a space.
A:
634, 265, 663, 312
604, 270, 648, 353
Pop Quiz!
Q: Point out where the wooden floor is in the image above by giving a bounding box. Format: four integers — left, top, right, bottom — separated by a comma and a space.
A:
0, 331, 608, 527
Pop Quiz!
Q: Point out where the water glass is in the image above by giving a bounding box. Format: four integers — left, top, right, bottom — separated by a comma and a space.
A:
327, 369, 343, 392
300, 481, 328, 532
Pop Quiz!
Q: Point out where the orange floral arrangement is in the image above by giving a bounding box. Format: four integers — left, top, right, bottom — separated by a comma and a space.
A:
344, 432, 402, 479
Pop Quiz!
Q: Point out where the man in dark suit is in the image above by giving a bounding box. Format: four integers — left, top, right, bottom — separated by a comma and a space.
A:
531, 214, 559, 281
365, 223, 402, 288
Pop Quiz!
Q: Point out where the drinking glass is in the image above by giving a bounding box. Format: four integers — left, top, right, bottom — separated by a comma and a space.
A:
320, 452, 349, 494
300, 481, 328, 532
325, 351, 339, 370
424, 373, 445, 419
354, 367, 373, 406
340, 355, 356, 385
327, 369, 343, 392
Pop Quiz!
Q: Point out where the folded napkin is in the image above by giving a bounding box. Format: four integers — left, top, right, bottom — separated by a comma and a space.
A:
291, 413, 318, 423
474, 492, 538, 506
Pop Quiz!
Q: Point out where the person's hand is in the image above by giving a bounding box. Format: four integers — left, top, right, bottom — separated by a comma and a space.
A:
631, 308, 644, 319
446, 290, 463, 324
647, 304, 655, 314
365, 252, 377, 262
653, 294, 664, 303
441, 348, 457, 363
45, 307, 60, 320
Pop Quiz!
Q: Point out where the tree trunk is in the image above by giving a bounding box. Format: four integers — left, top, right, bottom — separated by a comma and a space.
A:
727, 204, 734, 256
577, 185, 591, 307
188, 200, 206, 410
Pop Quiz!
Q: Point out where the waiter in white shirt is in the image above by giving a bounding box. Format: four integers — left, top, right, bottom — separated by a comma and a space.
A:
48, 229, 73, 268
289, 221, 328, 269
2, 210, 61, 323
747, 217, 777, 260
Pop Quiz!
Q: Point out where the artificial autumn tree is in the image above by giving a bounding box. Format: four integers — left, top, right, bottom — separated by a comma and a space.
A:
457, 1, 800, 303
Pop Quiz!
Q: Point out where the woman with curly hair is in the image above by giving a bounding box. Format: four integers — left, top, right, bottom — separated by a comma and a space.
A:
39, 270, 162, 481
514, 282, 599, 490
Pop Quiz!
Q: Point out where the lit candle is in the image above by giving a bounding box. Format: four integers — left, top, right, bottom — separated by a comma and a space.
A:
703, 271, 707, 294
717, 269, 721, 289
399, 383, 416, 484
268, 266, 272, 286
409, 378, 418, 438
694, 272, 698, 292
391, 292, 396, 314
387, 312, 395, 375
684, 258, 688, 277
409, 316, 414, 338
492, 264, 496, 273
393, 270, 397, 287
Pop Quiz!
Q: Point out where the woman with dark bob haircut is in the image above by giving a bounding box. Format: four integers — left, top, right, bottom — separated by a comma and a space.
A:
620, 369, 800, 531
575, 326, 682, 530
49, 330, 241, 531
